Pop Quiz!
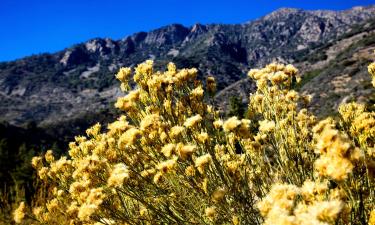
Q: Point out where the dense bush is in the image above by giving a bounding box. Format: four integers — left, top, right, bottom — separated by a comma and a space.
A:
12, 59, 375, 224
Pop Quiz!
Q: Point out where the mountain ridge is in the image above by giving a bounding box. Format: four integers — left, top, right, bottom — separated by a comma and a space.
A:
1, 5, 375, 126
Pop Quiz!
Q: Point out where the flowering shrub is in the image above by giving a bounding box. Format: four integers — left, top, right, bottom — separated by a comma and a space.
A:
13, 59, 375, 224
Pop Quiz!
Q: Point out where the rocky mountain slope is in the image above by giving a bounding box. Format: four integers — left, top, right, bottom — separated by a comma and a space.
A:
1, 5, 375, 127
216, 16, 375, 114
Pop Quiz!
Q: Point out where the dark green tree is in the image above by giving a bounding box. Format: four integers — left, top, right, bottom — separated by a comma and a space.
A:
227, 96, 246, 118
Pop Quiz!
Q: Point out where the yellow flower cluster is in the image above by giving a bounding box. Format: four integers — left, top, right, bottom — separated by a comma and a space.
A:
258, 182, 343, 225
107, 163, 129, 187
13, 202, 25, 224
14, 59, 375, 225
313, 119, 362, 181
368, 61, 375, 87
116, 67, 132, 91
248, 63, 300, 89
339, 102, 375, 155
247, 63, 317, 185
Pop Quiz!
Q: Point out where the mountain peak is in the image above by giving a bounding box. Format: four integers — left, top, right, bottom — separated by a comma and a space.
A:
143, 24, 190, 46
85, 38, 116, 52
274, 7, 301, 14
262, 7, 302, 20
191, 23, 207, 33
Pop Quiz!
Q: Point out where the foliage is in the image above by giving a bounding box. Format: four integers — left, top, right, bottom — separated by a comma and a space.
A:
12, 59, 375, 225
292, 69, 322, 91
0, 123, 46, 192
0, 122, 62, 224
227, 96, 246, 119
0, 108, 121, 224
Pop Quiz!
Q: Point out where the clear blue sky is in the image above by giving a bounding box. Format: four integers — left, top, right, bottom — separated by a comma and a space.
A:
1, 0, 375, 62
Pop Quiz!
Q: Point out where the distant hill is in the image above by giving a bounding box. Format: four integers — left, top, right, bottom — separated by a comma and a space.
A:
0, 5, 375, 128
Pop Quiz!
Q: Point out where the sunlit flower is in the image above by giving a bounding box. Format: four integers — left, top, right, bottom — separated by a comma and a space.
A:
107, 163, 129, 187
184, 114, 202, 128
223, 117, 241, 132
13, 202, 25, 224
259, 120, 275, 133
195, 154, 212, 173
205, 206, 217, 220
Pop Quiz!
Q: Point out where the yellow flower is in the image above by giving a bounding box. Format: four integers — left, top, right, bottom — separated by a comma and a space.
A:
257, 183, 299, 217
269, 71, 287, 85
116, 67, 132, 82
139, 206, 148, 217
177, 144, 196, 160
78, 203, 97, 221
184, 114, 203, 128
259, 120, 275, 133
223, 117, 241, 132
197, 132, 209, 143
31, 156, 43, 169
300, 180, 328, 202
115, 94, 138, 111
205, 206, 217, 220
226, 161, 240, 175
284, 64, 298, 76
161, 143, 175, 157
118, 128, 141, 147
46, 198, 59, 212
248, 69, 262, 80
20, 60, 375, 225
38, 167, 49, 180
32, 206, 43, 218
213, 119, 223, 129
135, 60, 153, 76
238, 119, 252, 138
307, 200, 343, 222
153, 172, 163, 184
314, 155, 353, 181
44, 150, 55, 163
368, 61, 375, 74
107, 116, 130, 135
169, 126, 185, 139
167, 62, 177, 74
86, 123, 101, 137
140, 168, 156, 178
190, 86, 204, 98
286, 90, 299, 102
206, 76, 217, 94
163, 99, 172, 112
140, 114, 160, 131
369, 209, 375, 225
157, 157, 177, 173
107, 163, 129, 187
211, 188, 226, 203
313, 119, 360, 181
185, 165, 196, 177
13, 202, 26, 224
195, 154, 212, 173
232, 215, 240, 225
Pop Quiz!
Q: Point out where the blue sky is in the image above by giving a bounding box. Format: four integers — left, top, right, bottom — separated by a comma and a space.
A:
1, 0, 375, 62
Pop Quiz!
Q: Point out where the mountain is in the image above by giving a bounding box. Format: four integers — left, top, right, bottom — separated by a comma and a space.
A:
215, 11, 375, 115
1, 5, 375, 128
